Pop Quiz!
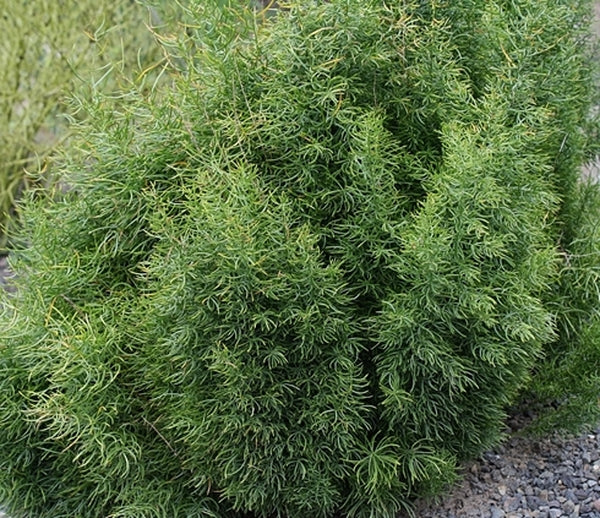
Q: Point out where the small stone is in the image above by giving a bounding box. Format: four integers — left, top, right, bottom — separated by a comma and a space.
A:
491, 508, 505, 518
543, 479, 556, 490
503, 497, 522, 513
594, 499, 600, 512
565, 489, 577, 502
501, 466, 516, 477
498, 485, 508, 496
548, 510, 561, 518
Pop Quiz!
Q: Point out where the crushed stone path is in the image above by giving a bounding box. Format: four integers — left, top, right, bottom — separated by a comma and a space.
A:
405, 419, 600, 518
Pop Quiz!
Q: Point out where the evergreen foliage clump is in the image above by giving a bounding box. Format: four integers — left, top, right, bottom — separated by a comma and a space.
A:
0, 1, 599, 517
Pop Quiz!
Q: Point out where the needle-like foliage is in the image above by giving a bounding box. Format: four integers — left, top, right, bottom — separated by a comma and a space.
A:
0, 1, 598, 517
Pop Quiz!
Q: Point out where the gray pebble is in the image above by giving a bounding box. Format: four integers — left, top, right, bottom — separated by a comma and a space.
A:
503, 496, 521, 513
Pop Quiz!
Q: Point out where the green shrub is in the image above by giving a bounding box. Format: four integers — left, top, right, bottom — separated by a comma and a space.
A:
527, 177, 600, 433
0, 1, 599, 517
0, 0, 166, 252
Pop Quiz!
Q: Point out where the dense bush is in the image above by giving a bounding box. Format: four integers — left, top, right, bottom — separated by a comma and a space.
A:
0, 1, 599, 517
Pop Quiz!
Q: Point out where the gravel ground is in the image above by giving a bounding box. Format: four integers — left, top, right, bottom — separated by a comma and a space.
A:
405, 414, 600, 518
